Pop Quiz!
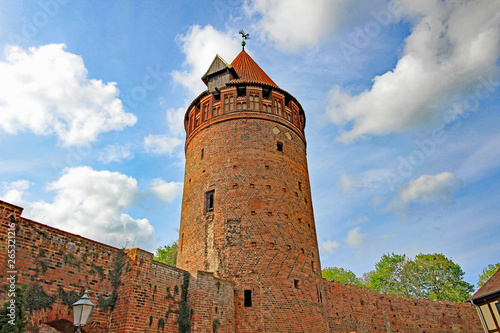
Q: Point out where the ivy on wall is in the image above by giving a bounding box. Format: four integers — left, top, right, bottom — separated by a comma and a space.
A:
165, 272, 193, 333
98, 249, 127, 311
0, 283, 28, 332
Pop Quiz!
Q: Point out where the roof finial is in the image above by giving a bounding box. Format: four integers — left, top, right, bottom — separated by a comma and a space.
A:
239, 30, 250, 51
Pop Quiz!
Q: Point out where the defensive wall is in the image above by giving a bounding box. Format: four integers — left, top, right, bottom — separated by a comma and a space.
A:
0, 200, 482, 332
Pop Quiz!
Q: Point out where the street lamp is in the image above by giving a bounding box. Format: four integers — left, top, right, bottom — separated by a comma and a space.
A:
72, 290, 94, 333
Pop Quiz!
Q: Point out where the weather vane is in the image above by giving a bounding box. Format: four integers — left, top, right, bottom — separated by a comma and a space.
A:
239, 30, 250, 51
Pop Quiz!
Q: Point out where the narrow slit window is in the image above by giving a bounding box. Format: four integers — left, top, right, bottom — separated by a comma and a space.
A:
180, 232, 185, 252
294, 279, 300, 289
201, 148, 204, 159
244, 290, 252, 307
277, 142, 283, 152
205, 190, 215, 213
298, 182, 302, 191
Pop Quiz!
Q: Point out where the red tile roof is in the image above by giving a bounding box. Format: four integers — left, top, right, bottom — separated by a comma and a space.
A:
230, 51, 278, 88
470, 267, 500, 301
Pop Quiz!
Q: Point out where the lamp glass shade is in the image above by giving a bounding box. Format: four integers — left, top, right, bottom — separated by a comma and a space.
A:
72, 291, 94, 326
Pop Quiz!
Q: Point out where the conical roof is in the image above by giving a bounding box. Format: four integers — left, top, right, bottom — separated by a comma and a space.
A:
229, 51, 278, 88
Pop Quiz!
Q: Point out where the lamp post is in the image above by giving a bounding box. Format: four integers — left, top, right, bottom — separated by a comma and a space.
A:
72, 290, 94, 333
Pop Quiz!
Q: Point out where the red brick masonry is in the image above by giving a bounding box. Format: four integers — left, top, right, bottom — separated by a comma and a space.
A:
0, 201, 482, 332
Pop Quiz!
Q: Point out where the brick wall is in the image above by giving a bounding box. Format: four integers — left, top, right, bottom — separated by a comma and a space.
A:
0, 200, 235, 333
323, 280, 483, 333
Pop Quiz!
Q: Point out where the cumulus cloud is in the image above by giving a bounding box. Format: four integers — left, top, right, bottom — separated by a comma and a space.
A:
98, 144, 133, 164
1, 180, 30, 204
326, 0, 500, 142
0, 44, 137, 145
144, 135, 183, 155
320, 240, 340, 254
245, 0, 351, 52
345, 227, 367, 248
12, 166, 154, 249
386, 172, 460, 217
398, 172, 459, 204
172, 25, 240, 96
150, 178, 183, 203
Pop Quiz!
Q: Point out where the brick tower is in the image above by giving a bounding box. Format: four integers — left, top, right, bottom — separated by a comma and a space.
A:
177, 47, 328, 332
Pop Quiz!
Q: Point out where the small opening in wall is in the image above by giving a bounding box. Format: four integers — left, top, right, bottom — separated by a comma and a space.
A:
305, 197, 308, 204
244, 290, 252, 307
277, 142, 283, 152
251, 211, 256, 215
266, 185, 271, 189
311, 261, 315, 271
298, 182, 302, 191
180, 233, 185, 252
232, 184, 238, 189
250, 184, 254, 188
294, 279, 300, 289
201, 148, 204, 159
265, 165, 269, 170
205, 190, 215, 213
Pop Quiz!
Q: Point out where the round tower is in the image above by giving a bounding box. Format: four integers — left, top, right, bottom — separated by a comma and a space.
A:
177, 49, 328, 332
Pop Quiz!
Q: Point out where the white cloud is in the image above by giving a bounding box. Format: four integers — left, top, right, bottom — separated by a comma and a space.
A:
326, 0, 500, 142
22, 166, 153, 249
172, 25, 240, 96
144, 135, 183, 155
98, 144, 133, 164
339, 169, 392, 193
345, 227, 367, 248
320, 240, 340, 254
0, 44, 137, 145
1, 180, 30, 204
398, 172, 459, 204
150, 178, 183, 203
245, 0, 351, 52
158, 98, 186, 137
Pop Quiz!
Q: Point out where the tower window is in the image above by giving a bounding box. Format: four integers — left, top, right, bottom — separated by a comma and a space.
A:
201, 148, 204, 159
277, 142, 283, 152
205, 190, 215, 213
298, 182, 302, 191
244, 290, 252, 307
294, 279, 300, 289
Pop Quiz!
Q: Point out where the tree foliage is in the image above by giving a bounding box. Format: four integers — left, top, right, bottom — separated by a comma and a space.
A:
0, 284, 28, 332
322, 267, 361, 286
370, 253, 473, 302
478, 263, 500, 288
154, 241, 178, 267
322, 252, 474, 303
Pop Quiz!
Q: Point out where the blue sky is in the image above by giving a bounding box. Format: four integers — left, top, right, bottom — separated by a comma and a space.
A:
0, 0, 498, 288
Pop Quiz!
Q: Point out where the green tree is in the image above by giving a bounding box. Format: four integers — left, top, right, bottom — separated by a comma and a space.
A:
477, 263, 500, 288
0, 283, 28, 332
154, 242, 178, 266
360, 270, 375, 290
368, 252, 473, 302
406, 253, 474, 302
370, 253, 411, 297
322, 267, 360, 286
